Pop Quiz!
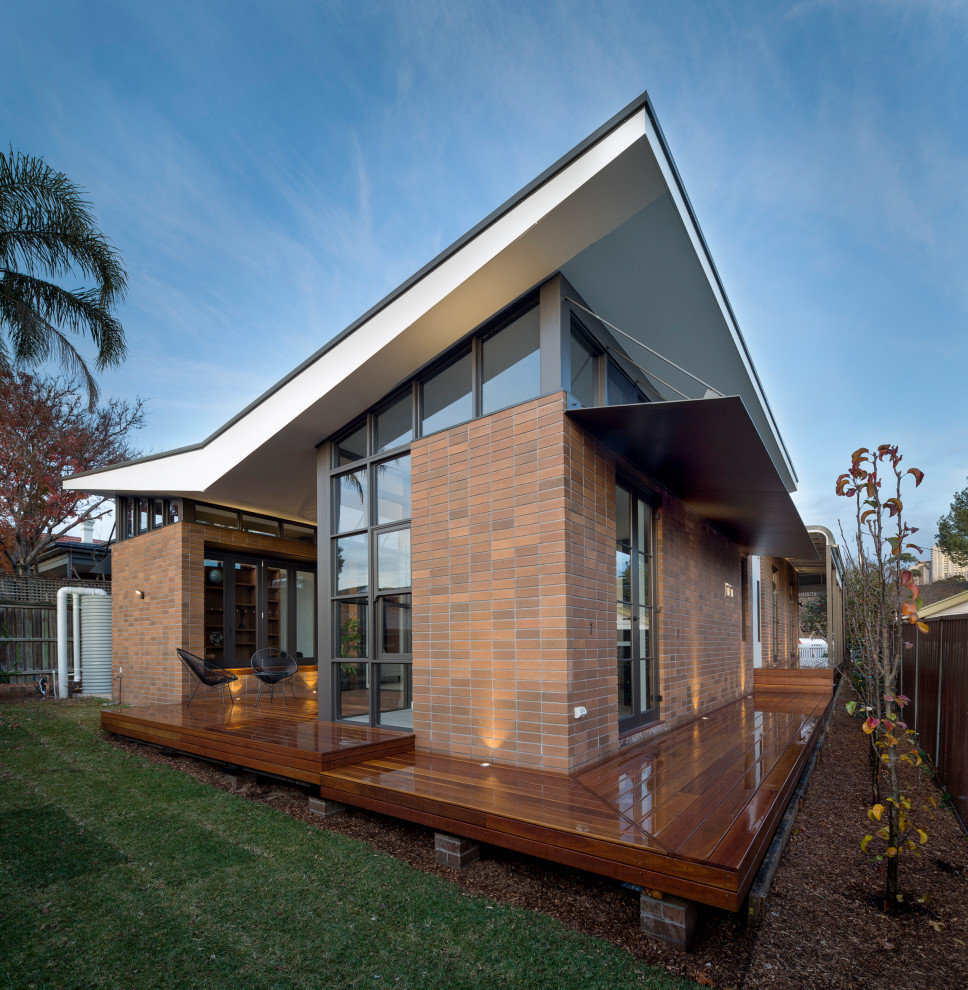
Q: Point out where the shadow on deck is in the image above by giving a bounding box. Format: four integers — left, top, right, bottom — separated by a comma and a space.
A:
101, 670, 835, 912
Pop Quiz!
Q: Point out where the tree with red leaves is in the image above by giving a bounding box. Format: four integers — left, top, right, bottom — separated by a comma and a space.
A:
0, 367, 145, 575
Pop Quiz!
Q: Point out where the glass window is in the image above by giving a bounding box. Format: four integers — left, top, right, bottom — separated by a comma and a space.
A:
421, 350, 472, 436
375, 455, 411, 525
203, 558, 225, 664
152, 500, 164, 529
334, 469, 367, 533
267, 567, 288, 652
482, 306, 540, 415
195, 504, 239, 529
242, 514, 279, 537
336, 421, 368, 465
335, 599, 367, 658
295, 570, 315, 660
377, 529, 410, 591
375, 392, 413, 453
283, 522, 315, 544
138, 498, 150, 534
570, 329, 597, 406
607, 360, 640, 406
167, 500, 180, 524
335, 534, 368, 594
377, 663, 413, 730
125, 499, 135, 539
337, 662, 369, 721
380, 593, 412, 655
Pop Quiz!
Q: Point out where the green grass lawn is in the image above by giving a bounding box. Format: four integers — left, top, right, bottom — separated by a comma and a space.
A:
0, 700, 695, 990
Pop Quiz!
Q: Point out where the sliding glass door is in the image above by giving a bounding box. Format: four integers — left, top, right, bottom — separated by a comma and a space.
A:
616, 481, 657, 730
203, 553, 315, 667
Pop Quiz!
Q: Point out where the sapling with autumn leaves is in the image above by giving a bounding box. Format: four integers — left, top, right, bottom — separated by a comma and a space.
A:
835, 445, 935, 914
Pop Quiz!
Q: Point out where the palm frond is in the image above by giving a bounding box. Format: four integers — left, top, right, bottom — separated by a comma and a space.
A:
0, 148, 128, 393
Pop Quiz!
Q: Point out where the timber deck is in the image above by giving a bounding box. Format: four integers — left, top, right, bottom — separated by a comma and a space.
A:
102, 674, 834, 912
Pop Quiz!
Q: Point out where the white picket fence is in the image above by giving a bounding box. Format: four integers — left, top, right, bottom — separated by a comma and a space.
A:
798, 640, 830, 668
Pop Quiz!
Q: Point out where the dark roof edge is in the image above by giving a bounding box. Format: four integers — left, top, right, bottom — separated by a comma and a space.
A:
639, 101, 798, 485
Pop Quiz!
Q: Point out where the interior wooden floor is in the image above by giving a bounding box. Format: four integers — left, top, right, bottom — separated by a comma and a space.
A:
101, 681, 833, 912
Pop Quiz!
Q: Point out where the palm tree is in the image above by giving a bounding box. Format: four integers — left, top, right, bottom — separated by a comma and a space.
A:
0, 148, 127, 407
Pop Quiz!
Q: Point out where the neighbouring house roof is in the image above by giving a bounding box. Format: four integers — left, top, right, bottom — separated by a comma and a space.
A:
919, 577, 968, 610
65, 92, 800, 524
919, 589, 968, 619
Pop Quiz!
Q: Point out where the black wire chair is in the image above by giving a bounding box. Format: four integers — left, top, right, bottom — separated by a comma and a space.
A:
250, 648, 298, 706
176, 648, 238, 709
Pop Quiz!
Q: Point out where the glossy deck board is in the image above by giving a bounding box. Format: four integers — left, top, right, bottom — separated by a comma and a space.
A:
102, 685, 833, 911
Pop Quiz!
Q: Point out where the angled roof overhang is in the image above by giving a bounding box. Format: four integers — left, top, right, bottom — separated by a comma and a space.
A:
567, 397, 817, 560
65, 92, 798, 521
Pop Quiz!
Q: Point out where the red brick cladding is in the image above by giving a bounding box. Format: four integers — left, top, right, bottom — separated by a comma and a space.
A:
409, 390, 796, 770
758, 556, 799, 668
410, 393, 617, 773
653, 493, 753, 729
111, 522, 315, 705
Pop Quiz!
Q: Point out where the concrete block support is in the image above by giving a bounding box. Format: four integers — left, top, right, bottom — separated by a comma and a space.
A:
639, 890, 698, 948
434, 832, 480, 869
308, 797, 347, 818
223, 770, 257, 792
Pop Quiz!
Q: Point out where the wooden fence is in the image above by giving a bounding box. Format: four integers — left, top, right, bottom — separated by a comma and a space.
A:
901, 615, 968, 831
0, 577, 108, 682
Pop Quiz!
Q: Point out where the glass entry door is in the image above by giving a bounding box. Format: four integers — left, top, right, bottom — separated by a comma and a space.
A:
203, 553, 315, 667
616, 482, 657, 730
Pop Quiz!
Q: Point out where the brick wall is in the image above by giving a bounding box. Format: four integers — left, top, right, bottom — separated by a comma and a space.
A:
653, 494, 753, 731
758, 556, 799, 668
111, 522, 315, 705
410, 390, 799, 771
411, 393, 617, 772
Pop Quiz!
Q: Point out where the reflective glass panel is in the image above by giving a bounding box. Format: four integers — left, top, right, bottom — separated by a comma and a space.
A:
295, 570, 315, 660
376, 455, 411, 525
377, 663, 413, 730
233, 562, 258, 662
337, 662, 369, 721
617, 660, 632, 720
242, 514, 279, 537
152, 500, 164, 529
335, 599, 367, 658
203, 558, 225, 664
607, 360, 640, 406
377, 529, 411, 591
139, 498, 150, 534
167, 501, 180, 524
337, 422, 367, 465
380, 593, 412, 655
267, 567, 288, 651
195, 504, 238, 529
421, 350, 472, 435
616, 602, 631, 661
375, 392, 413, 453
570, 330, 596, 406
335, 534, 368, 594
334, 469, 367, 533
638, 658, 651, 714
482, 307, 540, 415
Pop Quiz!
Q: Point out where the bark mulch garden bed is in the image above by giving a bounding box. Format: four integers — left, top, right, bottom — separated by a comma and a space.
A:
106, 700, 967, 990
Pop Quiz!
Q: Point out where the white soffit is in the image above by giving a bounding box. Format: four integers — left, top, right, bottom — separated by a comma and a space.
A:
66, 93, 796, 515
65, 108, 656, 504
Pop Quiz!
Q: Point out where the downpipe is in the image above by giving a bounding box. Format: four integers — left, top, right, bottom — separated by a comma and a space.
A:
56, 587, 109, 699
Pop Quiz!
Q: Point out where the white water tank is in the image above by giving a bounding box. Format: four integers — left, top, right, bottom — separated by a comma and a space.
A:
80, 595, 113, 694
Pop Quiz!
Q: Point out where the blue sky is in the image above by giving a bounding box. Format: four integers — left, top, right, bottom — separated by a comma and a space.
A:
5, 0, 967, 549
